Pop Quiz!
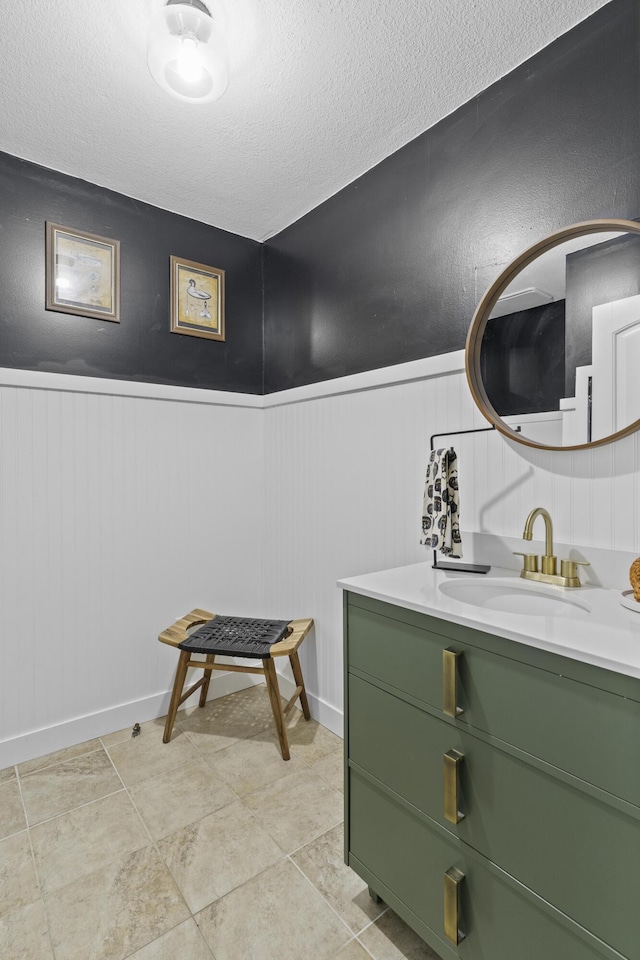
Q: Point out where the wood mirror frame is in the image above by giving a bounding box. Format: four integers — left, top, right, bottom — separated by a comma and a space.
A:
465, 218, 640, 451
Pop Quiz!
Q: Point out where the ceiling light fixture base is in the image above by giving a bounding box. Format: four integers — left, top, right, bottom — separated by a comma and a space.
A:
167, 0, 210, 14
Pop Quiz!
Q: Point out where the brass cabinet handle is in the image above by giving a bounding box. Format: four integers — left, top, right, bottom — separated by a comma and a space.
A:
444, 866, 466, 945
442, 648, 464, 717
443, 749, 465, 824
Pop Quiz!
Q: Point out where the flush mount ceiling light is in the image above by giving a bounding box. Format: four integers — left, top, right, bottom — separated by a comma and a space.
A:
147, 0, 229, 104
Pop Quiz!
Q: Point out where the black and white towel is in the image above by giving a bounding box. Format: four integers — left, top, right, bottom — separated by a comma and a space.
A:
421, 447, 462, 557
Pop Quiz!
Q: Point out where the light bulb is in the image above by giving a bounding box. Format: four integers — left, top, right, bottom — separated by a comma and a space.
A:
147, 1, 229, 104
176, 36, 204, 83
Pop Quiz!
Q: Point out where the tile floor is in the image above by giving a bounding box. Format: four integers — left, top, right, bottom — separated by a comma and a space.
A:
1, 684, 440, 960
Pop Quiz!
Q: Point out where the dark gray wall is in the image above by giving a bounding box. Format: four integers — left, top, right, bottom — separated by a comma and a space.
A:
0, 153, 263, 392
1, 1, 638, 397
480, 301, 566, 417
263, 0, 640, 393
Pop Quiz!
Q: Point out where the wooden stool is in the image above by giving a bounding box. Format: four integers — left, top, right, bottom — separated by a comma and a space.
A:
159, 609, 313, 760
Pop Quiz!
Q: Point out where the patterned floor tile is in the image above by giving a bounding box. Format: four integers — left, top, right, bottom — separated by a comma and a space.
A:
20, 749, 121, 825
358, 911, 443, 960
106, 726, 198, 788
129, 758, 236, 840
0, 899, 54, 960
200, 730, 304, 796
3, 711, 440, 960
45, 846, 189, 960
0, 831, 40, 919
178, 684, 278, 755
18, 740, 103, 777
125, 918, 214, 959
196, 858, 351, 960
285, 713, 343, 764
31, 791, 150, 895
157, 799, 283, 912
309, 748, 344, 793
292, 823, 386, 933
335, 941, 376, 960
242, 768, 343, 853
0, 779, 27, 840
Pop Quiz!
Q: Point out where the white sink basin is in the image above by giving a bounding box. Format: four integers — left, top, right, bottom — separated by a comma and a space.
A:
438, 577, 592, 618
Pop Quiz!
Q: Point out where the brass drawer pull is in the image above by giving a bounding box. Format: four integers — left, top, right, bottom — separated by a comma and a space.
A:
444, 866, 466, 945
444, 749, 465, 824
442, 648, 464, 717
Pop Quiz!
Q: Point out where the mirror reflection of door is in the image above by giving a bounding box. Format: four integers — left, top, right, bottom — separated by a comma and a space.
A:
591, 294, 640, 441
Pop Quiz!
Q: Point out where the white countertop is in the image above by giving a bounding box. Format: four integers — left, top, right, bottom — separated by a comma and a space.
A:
338, 561, 640, 680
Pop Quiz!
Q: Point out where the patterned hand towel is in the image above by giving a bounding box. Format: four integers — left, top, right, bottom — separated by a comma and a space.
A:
421, 447, 462, 557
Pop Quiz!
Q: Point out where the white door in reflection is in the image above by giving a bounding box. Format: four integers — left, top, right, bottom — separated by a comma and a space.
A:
592, 293, 640, 441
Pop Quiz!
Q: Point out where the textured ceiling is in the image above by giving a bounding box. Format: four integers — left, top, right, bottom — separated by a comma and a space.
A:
0, 0, 610, 241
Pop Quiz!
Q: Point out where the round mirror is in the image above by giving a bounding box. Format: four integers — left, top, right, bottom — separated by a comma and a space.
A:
466, 219, 640, 450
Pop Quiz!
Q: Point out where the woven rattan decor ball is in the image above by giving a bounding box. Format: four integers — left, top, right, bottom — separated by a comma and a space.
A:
630, 558, 640, 601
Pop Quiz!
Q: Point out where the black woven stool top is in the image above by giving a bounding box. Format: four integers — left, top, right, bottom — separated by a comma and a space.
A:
178, 615, 291, 658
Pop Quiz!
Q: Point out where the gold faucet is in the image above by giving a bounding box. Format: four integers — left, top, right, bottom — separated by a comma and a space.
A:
514, 507, 590, 588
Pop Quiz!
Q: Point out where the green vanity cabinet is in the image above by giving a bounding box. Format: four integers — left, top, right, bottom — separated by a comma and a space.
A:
347, 597, 640, 805
343, 591, 640, 960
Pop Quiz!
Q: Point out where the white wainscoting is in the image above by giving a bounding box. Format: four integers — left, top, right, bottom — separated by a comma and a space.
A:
2, 357, 639, 765
0, 376, 265, 766
262, 357, 640, 741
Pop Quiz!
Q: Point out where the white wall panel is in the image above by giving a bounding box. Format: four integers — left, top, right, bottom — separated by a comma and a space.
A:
263, 367, 640, 736
3, 356, 640, 764
262, 370, 481, 737
0, 381, 264, 765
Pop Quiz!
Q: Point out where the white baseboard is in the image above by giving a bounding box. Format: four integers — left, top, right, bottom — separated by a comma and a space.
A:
276, 674, 344, 739
0, 671, 260, 769
1, 670, 343, 769
0, 692, 169, 769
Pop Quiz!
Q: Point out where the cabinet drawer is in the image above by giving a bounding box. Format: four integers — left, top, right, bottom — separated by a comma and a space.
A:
349, 771, 607, 960
347, 598, 640, 806
347, 600, 443, 706
349, 674, 640, 958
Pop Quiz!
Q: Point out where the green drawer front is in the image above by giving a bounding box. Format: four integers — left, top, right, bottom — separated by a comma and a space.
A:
347, 601, 640, 807
349, 675, 640, 958
348, 601, 443, 706
349, 771, 607, 960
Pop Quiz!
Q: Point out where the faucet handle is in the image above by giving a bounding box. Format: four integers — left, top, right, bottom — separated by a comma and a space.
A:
560, 559, 590, 581
541, 554, 558, 576
513, 551, 539, 573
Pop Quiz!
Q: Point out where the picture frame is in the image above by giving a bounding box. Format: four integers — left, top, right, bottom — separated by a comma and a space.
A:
170, 255, 225, 341
45, 222, 120, 322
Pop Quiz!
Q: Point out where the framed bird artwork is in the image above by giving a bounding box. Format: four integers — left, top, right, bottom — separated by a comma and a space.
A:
170, 255, 225, 341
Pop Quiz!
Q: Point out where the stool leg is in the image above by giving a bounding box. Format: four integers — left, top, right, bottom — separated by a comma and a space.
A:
263, 658, 290, 760
289, 651, 311, 720
163, 650, 190, 743
199, 654, 216, 707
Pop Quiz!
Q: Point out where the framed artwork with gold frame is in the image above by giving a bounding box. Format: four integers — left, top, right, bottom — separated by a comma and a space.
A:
170, 255, 225, 341
45, 222, 120, 322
